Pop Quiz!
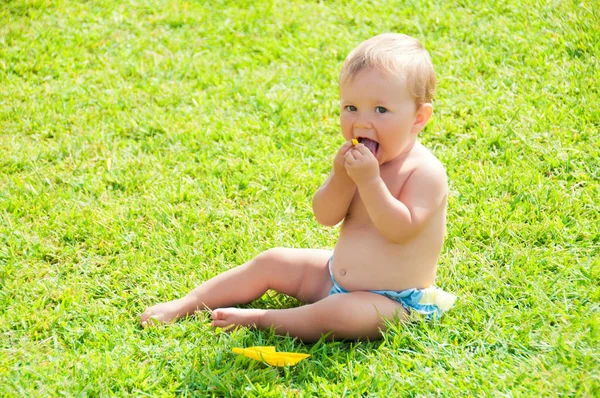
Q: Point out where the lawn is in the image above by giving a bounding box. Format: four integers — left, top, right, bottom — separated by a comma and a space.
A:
1, 0, 598, 396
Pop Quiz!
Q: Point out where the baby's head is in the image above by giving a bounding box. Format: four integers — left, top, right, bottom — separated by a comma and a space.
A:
338, 34, 437, 164
340, 33, 436, 108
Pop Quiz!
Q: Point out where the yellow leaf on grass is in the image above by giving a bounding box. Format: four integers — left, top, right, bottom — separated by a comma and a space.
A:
232, 346, 310, 367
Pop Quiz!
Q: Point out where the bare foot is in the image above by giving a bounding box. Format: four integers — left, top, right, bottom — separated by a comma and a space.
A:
140, 298, 194, 328
211, 308, 266, 331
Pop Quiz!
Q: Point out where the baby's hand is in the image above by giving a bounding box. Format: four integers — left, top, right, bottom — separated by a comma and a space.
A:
344, 144, 380, 186
333, 141, 355, 179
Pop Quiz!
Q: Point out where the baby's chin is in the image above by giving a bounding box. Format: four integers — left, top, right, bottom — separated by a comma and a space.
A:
377, 156, 388, 166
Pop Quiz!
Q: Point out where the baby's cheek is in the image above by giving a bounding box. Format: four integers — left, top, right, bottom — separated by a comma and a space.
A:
340, 124, 352, 138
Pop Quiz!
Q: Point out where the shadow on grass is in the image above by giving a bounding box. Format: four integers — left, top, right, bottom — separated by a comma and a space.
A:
137, 291, 457, 395
171, 296, 427, 396
176, 330, 380, 396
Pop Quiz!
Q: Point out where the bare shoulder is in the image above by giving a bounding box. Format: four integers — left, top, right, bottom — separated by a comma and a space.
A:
411, 143, 447, 180
401, 143, 448, 201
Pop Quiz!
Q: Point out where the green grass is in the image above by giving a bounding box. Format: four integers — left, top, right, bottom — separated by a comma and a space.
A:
1, 0, 598, 395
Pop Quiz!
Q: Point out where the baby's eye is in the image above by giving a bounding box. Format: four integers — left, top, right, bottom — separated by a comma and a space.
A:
345, 105, 357, 112
375, 106, 388, 114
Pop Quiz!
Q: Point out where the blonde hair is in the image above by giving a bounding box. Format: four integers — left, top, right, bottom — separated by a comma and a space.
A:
340, 33, 436, 106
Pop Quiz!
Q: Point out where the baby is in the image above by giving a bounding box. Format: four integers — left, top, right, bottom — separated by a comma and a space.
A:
140, 33, 456, 341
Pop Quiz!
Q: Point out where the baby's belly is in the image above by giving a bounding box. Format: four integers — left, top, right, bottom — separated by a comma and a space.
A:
332, 224, 440, 292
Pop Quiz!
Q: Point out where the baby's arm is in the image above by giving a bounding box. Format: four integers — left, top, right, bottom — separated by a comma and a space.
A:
312, 141, 356, 226
357, 162, 447, 243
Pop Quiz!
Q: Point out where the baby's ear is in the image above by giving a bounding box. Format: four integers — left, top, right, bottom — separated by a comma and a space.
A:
412, 103, 433, 133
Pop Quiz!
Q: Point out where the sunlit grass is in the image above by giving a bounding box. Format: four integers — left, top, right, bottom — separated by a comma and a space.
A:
1, 0, 598, 395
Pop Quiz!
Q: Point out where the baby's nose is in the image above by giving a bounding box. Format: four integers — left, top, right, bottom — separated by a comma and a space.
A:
354, 118, 373, 129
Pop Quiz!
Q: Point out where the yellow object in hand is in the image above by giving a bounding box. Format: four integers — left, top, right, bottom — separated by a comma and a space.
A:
232, 346, 310, 367
352, 139, 358, 146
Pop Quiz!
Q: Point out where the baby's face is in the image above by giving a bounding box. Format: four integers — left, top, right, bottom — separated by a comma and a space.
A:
339, 68, 421, 164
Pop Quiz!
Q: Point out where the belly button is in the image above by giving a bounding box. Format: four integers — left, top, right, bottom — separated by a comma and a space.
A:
340, 269, 347, 276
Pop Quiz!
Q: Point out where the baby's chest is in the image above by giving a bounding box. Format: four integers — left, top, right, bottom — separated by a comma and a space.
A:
379, 169, 412, 197
348, 169, 412, 217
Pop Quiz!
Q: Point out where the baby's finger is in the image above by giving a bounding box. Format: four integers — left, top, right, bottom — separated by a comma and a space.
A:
341, 141, 355, 153
351, 148, 366, 158
344, 159, 354, 170
336, 141, 354, 156
344, 150, 357, 162
353, 143, 372, 157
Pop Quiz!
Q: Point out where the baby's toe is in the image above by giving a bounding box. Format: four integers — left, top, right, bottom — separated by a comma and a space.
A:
140, 310, 158, 327
211, 309, 230, 328
211, 309, 224, 320
211, 319, 223, 328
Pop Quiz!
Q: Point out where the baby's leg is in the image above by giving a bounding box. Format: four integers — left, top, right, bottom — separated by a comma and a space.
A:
211, 291, 408, 342
140, 248, 333, 327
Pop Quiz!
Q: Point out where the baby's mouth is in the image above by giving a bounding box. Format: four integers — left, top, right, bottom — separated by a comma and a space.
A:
358, 137, 379, 156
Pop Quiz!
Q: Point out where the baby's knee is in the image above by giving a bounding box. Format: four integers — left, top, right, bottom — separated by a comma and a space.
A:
253, 247, 289, 268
